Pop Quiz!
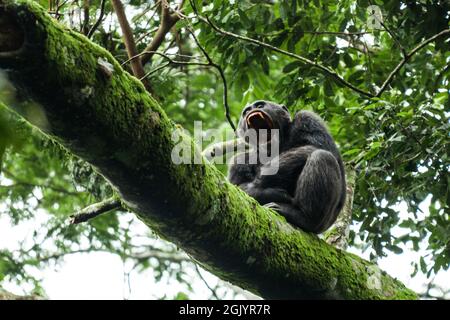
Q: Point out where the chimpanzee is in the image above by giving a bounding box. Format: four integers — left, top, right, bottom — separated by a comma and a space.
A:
228, 100, 346, 233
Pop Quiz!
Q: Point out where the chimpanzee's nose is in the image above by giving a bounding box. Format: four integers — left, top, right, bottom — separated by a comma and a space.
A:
252, 100, 266, 108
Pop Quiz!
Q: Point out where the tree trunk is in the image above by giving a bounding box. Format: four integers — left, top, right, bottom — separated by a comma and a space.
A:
0, 0, 417, 299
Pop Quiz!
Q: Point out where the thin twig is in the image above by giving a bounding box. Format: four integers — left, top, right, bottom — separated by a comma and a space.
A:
2, 169, 80, 196
36, 248, 99, 262
379, 20, 406, 57
138, 56, 211, 80
140, 0, 184, 65
194, 264, 220, 299
176, 0, 186, 11
53, 0, 70, 19
360, 37, 373, 74
188, 0, 374, 98
128, 36, 237, 131
135, 27, 159, 44
131, 250, 190, 264
203, 19, 374, 97
121, 50, 202, 66
111, 0, 153, 93
82, 0, 90, 35
187, 28, 236, 131
260, 30, 370, 37
70, 197, 121, 224
140, 61, 171, 78
189, 1, 450, 99
376, 28, 450, 97
132, 0, 161, 23
34, 247, 191, 265
147, 52, 208, 67
0, 183, 79, 196
87, 0, 106, 39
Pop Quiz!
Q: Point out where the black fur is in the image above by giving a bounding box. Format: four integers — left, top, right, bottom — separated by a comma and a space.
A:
228, 101, 346, 233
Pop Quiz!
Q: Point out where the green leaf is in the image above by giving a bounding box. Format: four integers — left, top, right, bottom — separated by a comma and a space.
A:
238, 9, 252, 28
343, 148, 361, 156
419, 257, 427, 274
279, 1, 290, 20
390, 245, 403, 254
283, 61, 302, 73
174, 292, 189, 300
343, 53, 354, 67
324, 79, 334, 96
347, 69, 365, 83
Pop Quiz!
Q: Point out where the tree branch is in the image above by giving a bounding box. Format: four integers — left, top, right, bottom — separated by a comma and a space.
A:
202, 138, 250, 161
130, 250, 191, 264
135, 27, 159, 44
122, 50, 208, 69
202, 18, 374, 98
81, 0, 90, 35
35, 246, 191, 265
379, 20, 406, 58
260, 30, 371, 37
195, 263, 220, 299
140, 0, 183, 66
375, 28, 450, 97
123, 44, 237, 131
87, 0, 106, 39
186, 28, 236, 131
325, 168, 356, 250
189, 1, 450, 99
434, 63, 450, 92
1, 169, 80, 196
111, 0, 152, 93
69, 197, 122, 224
132, 0, 161, 23
188, 1, 374, 98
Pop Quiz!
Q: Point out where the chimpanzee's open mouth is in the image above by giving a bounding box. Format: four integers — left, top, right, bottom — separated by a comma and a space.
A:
245, 110, 274, 130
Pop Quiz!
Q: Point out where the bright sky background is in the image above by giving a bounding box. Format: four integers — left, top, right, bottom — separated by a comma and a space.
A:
0, 195, 448, 299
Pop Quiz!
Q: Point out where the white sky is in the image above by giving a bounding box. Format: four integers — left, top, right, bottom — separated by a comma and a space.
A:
0, 197, 448, 299
0, 206, 255, 299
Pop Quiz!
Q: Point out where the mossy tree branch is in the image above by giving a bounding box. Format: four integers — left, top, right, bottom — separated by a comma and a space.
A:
0, 0, 417, 299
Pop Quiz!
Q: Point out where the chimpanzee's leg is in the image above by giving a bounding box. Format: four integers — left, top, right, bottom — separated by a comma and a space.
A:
264, 149, 343, 233
291, 149, 343, 233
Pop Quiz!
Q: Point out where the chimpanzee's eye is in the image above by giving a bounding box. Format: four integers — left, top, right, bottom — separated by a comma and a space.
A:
242, 106, 252, 115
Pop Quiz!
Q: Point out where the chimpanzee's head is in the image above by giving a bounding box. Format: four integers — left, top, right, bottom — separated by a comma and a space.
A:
237, 100, 291, 146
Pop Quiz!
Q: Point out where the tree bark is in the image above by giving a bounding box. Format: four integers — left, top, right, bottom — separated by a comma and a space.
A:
0, 288, 42, 300
0, 0, 417, 299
